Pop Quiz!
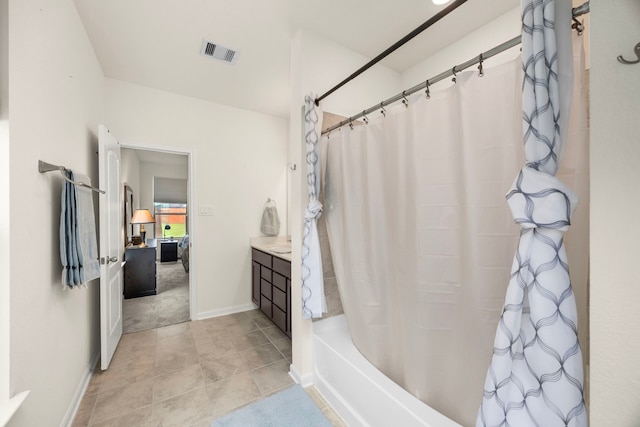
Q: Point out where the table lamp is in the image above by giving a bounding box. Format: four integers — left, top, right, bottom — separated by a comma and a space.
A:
131, 209, 155, 247
164, 224, 171, 239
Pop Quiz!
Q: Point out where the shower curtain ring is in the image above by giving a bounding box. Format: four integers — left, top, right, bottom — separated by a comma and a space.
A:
452, 66, 457, 84
571, 17, 584, 35
380, 102, 386, 117
478, 54, 484, 77
349, 118, 354, 130
401, 91, 409, 108
362, 111, 369, 124
425, 80, 431, 99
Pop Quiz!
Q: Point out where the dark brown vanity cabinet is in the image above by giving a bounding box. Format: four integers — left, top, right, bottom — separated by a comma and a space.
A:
251, 248, 291, 337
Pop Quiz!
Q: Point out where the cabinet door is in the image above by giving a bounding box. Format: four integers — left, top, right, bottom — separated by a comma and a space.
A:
286, 277, 291, 337
260, 295, 272, 318
273, 257, 290, 279
272, 286, 286, 311
272, 306, 287, 333
252, 261, 260, 305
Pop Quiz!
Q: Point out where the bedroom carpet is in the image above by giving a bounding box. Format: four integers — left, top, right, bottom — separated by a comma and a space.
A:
123, 261, 189, 334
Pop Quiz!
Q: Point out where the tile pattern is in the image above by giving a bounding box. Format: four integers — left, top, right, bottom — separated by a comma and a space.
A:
72, 310, 345, 427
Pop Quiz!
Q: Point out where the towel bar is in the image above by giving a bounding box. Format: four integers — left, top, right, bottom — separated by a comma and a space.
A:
38, 160, 105, 194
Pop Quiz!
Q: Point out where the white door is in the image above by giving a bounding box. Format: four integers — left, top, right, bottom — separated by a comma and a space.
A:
98, 124, 123, 370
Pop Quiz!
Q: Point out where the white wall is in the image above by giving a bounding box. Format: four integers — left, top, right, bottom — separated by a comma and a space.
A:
300, 31, 403, 120
590, 0, 640, 424
289, 29, 403, 381
121, 148, 141, 209
7, 0, 104, 425
120, 149, 140, 249
401, 7, 521, 90
104, 78, 288, 317
0, 0, 10, 406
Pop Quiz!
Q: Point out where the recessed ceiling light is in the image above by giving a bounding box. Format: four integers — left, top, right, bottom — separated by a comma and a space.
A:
432, 0, 452, 4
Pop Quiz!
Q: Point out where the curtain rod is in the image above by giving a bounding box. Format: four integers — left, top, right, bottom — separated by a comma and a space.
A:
321, 1, 590, 136
314, 0, 469, 106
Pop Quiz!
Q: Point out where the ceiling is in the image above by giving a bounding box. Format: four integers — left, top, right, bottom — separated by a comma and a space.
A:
73, 0, 519, 119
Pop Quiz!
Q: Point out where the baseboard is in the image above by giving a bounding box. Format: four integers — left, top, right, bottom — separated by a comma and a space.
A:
289, 363, 314, 388
60, 351, 100, 427
196, 303, 257, 321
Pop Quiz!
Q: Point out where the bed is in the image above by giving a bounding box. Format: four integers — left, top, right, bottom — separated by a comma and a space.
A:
179, 235, 189, 273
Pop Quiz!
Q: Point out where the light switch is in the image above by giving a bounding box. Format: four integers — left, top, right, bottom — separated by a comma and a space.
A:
199, 205, 214, 216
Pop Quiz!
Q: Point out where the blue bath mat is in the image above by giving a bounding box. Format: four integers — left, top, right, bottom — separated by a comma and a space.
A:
210, 385, 332, 427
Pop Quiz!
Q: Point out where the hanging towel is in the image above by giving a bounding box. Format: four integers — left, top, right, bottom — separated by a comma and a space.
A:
260, 199, 280, 236
60, 171, 100, 288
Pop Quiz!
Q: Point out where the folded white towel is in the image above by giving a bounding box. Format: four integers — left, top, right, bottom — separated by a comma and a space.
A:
260, 200, 280, 236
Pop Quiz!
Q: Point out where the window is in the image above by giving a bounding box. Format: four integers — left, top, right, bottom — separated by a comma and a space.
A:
154, 202, 187, 239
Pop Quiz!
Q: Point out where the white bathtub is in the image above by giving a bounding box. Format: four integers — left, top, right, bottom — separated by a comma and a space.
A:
313, 315, 463, 427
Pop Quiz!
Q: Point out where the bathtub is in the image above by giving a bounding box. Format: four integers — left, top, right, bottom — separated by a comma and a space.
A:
313, 315, 462, 427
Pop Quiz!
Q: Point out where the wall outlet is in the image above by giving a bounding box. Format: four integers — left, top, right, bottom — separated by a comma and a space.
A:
199, 205, 214, 216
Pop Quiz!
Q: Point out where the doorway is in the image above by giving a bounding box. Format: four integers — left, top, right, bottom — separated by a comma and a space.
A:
120, 145, 195, 333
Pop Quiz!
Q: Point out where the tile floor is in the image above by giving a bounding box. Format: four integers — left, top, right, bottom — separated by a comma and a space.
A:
72, 309, 346, 427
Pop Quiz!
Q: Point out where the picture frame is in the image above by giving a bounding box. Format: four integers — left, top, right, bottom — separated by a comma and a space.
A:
124, 184, 134, 247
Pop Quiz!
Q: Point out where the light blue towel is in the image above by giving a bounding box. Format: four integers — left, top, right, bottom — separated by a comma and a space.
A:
60, 171, 100, 288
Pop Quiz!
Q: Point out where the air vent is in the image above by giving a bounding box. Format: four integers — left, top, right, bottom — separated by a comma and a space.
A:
200, 39, 239, 64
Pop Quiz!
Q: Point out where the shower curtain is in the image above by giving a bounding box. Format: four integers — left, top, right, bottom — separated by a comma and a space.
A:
477, 2, 587, 425
301, 95, 327, 319
321, 39, 588, 426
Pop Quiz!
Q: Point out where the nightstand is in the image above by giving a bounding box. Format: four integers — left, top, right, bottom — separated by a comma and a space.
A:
160, 240, 178, 262
124, 246, 157, 299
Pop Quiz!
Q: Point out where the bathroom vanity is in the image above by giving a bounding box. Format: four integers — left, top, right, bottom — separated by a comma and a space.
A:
250, 237, 291, 338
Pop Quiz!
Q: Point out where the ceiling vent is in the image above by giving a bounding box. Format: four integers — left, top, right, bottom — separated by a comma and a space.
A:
200, 39, 239, 64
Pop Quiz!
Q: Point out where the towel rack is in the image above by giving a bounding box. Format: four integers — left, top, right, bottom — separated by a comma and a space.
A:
38, 160, 105, 194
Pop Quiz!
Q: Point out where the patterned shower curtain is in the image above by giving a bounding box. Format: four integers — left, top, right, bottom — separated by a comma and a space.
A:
301, 95, 327, 319
476, 1, 588, 426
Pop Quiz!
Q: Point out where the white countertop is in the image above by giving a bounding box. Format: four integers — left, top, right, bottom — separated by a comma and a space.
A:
250, 236, 292, 261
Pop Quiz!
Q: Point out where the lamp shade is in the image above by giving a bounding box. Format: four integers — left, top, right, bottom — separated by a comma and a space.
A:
131, 209, 155, 224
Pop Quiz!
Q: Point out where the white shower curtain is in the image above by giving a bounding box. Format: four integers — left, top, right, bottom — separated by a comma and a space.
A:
321, 41, 588, 427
